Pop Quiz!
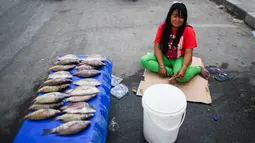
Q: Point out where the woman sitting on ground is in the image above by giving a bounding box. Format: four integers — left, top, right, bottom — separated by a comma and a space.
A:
140, 2, 209, 84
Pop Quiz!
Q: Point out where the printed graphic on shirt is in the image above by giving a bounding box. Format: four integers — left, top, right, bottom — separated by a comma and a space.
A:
167, 34, 184, 59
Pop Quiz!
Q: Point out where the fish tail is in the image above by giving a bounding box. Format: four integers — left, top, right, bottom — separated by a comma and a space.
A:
52, 117, 58, 121
48, 66, 53, 71
72, 72, 78, 76
38, 83, 45, 88
42, 129, 53, 136
77, 62, 83, 66
28, 106, 33, 110
59, 106, 67, 112
31, 98, 36, 104
65, 93, 71, 97
41, 83, 46, 87
59, 108, 65, 113
87, 113, 94, 118
62, 99, 67, 103
54, 61, 60, 65
78, 58, 83, 61
23, 114, 29, 120
38, 88, 43, 93
65, 89, 73, 94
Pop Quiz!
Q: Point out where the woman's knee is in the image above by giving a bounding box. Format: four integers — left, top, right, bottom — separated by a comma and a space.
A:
140, 54, 155, 66
175, 70, 194, 83
140, 55, 147, 67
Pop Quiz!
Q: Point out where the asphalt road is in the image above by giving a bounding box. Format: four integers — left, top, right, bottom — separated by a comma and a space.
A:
0, 0, 255, 142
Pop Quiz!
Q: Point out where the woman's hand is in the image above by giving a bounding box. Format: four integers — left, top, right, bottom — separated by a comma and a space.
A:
175, 48, 193, 80
159, 66, 167, 77
175, 67, 187, 79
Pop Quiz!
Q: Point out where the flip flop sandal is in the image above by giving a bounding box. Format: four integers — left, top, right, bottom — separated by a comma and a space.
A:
205, 65, 224, 74
214, 72, 233, 81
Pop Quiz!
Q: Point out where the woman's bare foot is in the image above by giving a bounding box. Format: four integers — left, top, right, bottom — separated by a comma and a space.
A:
168, 75, 177, 84
200, 66, 210, 80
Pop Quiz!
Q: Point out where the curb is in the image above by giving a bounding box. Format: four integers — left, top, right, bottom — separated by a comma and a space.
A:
245, 12, 255, 29
211, 0, 255, 30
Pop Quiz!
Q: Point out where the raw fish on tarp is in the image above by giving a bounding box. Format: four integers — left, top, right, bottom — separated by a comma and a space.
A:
75, 64, 96, 70
57, 54, 78, 61
24, 109, 61, 120
64, 94, 97, 102
38, 84, 70, 93
73, 69, 101, 77
48, 71, 73, 79
55, 59, 79, 65
49, 65, 76, 71
73, 78, 101, 86
60, 102, 96, 114
54, 113, 94, 122
66, 85, 100, 96
80, 58, 106, 67
29, 102, 64, 110
42, 78, 72, 86
33, 92, 69, 104
43, 121, 91, 136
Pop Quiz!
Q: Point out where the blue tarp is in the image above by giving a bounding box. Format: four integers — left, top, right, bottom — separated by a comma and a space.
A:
13, 56, 112, 143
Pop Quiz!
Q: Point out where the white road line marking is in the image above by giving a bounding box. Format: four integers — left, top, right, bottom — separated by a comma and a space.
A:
190, 24, 237, 28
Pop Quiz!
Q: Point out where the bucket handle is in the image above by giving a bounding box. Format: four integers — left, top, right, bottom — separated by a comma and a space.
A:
145, 111, 186, 131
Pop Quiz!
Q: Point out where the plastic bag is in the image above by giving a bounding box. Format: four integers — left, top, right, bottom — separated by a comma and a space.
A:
108, 117, 119, 131
110, 83, 128, 99
111, 75, 123, 87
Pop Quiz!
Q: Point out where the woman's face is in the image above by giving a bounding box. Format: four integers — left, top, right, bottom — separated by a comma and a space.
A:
171, 9, 184, 28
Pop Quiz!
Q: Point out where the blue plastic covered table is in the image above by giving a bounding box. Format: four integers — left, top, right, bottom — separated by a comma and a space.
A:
13, 56, 112, 143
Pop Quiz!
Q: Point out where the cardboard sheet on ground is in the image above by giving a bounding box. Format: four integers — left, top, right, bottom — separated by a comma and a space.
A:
137, 57, 212, 104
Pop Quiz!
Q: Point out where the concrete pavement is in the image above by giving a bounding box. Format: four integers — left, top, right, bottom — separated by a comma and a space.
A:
0, 0, 255, 142
212, 0, 255, 29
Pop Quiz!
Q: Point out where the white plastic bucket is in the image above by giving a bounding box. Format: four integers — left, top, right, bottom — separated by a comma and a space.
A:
142, 84, 187, 143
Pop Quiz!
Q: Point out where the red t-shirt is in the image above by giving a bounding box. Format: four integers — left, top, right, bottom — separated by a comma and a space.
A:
154, 22, 197, 60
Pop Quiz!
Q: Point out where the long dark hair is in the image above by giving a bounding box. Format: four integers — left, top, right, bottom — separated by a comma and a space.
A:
160, 2, 188, 54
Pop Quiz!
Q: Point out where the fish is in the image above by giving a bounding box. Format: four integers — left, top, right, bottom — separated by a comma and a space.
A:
60, 102, 96, 114
66, 85, 100, 96
42, 78, 72, 86
54, 113, 94, 122
58, 54, 78, 61
87, 54, 107, 61
38, 84, 70, 93
33, 92, 70, 104
49, 65, 76, 72
48, 71, 73, 79
73, 78, 101, 86
75, 64, 96, 70
24, 109, 61, 120
80, 58, 106, 67
64, 94, 97, 102
73, 69, 101, 78
55, 59, 79, 65
43, 121, 91, 136
29, 102, 64, 110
